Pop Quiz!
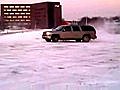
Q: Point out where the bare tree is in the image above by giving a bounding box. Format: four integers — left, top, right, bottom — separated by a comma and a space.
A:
0, 16, 4, 31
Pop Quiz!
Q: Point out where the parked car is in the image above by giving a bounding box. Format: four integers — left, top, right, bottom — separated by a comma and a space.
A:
42, 25, 97, 42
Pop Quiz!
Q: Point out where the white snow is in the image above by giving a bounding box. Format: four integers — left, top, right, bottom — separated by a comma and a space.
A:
0, 25, 120, 90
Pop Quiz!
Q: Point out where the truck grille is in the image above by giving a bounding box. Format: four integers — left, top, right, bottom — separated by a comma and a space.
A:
43, 32, 46, 36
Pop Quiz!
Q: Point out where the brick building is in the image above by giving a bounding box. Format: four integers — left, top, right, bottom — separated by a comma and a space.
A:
1, 2, 62, 29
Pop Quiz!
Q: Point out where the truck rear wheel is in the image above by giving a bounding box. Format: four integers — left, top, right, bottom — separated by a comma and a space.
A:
82, 35, 91, 42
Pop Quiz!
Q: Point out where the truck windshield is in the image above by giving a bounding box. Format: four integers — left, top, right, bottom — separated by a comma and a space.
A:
53, 26, 64, 31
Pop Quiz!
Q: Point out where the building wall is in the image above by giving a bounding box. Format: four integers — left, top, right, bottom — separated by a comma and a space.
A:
31, 2, 62, 29
48, 2, 62, 28
31, 3, 48, 29
1, 2, 62, 29
1, 4, 32, 29
54, 3, 62, 27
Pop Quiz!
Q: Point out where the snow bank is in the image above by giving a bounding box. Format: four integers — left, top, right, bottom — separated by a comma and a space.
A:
0, 26, 120, 90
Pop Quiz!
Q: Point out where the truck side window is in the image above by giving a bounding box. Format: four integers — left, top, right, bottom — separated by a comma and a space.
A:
81, 26, 95, 31
72, 26, 80, 31
64, 26, 71, 31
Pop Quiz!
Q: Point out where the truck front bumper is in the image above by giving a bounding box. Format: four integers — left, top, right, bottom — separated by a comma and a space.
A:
42, 35, 51, 39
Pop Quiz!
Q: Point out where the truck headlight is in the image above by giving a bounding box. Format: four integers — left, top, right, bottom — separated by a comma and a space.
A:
46, 32, 51, 35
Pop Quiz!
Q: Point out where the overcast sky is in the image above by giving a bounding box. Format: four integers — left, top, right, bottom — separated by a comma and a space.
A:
1, 0, 120, 20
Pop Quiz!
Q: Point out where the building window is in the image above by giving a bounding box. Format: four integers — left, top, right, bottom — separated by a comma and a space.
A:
18, 9, 22, 11
4, 13, 9, 15
18, 16, 22, 18
20, 6, 25, 8
9, 6, 14, 8
23, 9, 28, 11
12, 9, 17, 11
15, 19, 20, 21
4, 9, 7, 11
10, 13, 14, 15
21, 13, 25, 15
10, 19, 14, 21
26, 19, 30, 21
15, 6, 19, 8
26, 13, 30, 15
26, 6, 30, 8
55, 5, 60, 7
21, 19, 25, 21
15, 13, 20, 15
4, 6, 8, 8
23, 16, 28, 18
7, 9, 11, 11
13, 16, 17, 18
7, 16, 12, 18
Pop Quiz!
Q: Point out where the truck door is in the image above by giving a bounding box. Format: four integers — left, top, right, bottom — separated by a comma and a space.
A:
60, 26, 73, 39
72, 25, 82, 39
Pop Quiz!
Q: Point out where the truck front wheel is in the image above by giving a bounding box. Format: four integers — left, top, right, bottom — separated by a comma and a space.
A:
52, 35, 59, 42
45, 39, 51, 42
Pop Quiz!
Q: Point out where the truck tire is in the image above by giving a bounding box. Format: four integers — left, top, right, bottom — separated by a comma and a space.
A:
52, 35, 59, 42
45, 39, 51, 42
82, 35, 91, 42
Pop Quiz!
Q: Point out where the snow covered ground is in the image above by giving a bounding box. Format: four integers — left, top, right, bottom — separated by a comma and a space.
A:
0, 25, 120, 90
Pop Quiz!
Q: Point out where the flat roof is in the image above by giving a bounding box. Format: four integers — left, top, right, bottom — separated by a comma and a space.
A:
1, 2, 60, 5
